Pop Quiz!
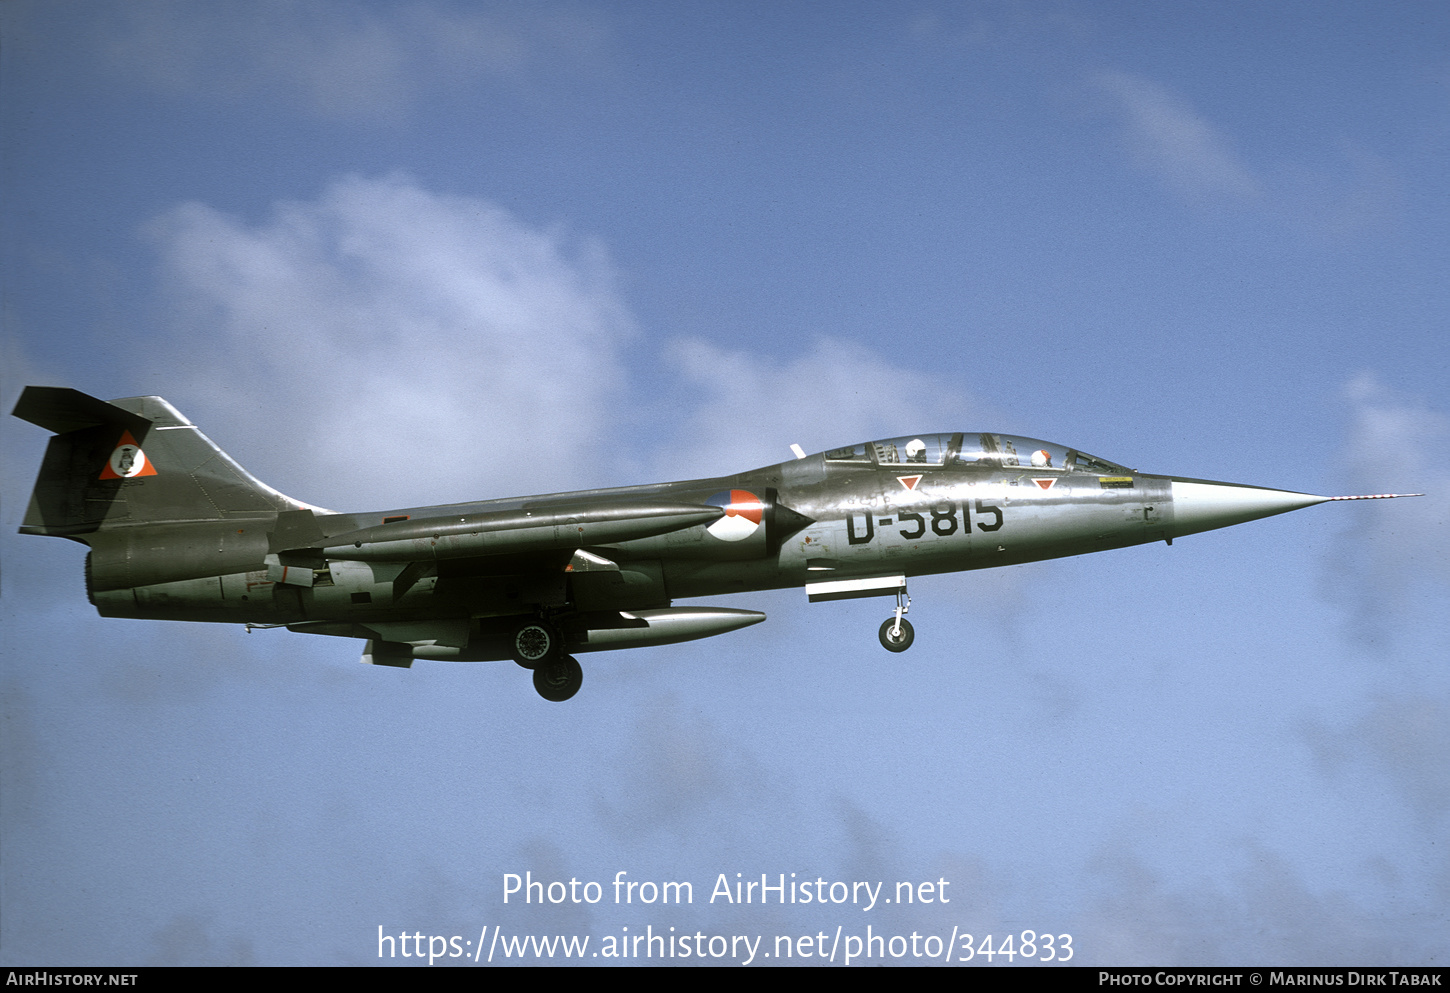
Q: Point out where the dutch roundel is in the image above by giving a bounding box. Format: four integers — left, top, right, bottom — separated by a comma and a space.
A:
706, 489, 764, 542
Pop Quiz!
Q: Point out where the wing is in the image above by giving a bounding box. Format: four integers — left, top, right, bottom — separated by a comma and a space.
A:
262, 502, 723, 585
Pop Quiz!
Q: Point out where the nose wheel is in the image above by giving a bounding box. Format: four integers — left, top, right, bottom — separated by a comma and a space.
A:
879, 617, 914, 652
878, 588, 914, 652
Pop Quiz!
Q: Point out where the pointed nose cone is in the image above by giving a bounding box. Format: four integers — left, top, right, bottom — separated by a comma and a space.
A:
1170, 479, 1329, 539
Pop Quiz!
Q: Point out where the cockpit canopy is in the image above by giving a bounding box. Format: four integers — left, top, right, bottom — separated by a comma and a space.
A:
823, 433, 1130, 473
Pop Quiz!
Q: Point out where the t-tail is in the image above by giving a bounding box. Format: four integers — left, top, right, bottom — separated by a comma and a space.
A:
14, 386, 308, 538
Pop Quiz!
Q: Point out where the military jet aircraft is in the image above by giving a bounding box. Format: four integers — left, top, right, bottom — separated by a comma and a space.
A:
14, 386, 1420, 701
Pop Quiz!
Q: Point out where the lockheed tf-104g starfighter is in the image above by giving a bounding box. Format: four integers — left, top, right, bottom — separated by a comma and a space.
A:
14, 387, 1420, 701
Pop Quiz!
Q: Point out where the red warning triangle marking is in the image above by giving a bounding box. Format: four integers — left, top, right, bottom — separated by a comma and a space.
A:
99, 430, 157, 479
896, 475, 923, 491
1031, 478, 1056, 490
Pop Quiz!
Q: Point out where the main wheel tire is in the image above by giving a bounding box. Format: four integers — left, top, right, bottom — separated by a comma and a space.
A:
512, 621, 560, 670
533, 655, 583, 702
879, 617, 915, 653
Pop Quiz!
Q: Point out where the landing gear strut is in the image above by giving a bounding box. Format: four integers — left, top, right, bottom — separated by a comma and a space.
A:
533, 655, 583, 702
878, 587, 914, 652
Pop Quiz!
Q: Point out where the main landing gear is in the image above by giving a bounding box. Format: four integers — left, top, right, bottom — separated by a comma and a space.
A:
878, 587, 914, 653
511, 618, 584, 701
511, 619, 561, 670
533, 655, 584, 702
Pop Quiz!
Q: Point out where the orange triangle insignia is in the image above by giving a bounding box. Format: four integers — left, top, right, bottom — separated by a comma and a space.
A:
1032, 477, 1056, 490
896, 475, 923, 491
99, 430, 157, 479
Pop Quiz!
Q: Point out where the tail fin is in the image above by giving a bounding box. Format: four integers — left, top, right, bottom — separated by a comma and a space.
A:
14, 386, 308, 536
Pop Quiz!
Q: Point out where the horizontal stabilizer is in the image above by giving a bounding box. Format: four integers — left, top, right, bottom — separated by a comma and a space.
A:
12, 386, 152, 437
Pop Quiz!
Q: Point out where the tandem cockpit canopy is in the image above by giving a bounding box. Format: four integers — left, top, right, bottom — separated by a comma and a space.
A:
823, 433, 1132, 474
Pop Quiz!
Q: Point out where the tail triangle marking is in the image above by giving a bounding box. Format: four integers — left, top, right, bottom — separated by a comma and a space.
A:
98, 430, 157, 479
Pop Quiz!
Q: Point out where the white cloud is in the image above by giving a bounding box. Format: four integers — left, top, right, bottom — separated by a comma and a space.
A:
1340, 373, 1447, 499
145, 173, 635, 508
1319, 373, 1449, 644
1091, 71, 1400, 235
658, 337, 989, 479
1336, 374, 1449, 578
1093, 70, 1262, 205
142, 175, 997, 518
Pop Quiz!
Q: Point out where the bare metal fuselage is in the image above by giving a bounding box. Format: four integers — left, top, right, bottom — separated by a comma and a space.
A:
19, 388, 1413, 697
85, 456, 1169, 638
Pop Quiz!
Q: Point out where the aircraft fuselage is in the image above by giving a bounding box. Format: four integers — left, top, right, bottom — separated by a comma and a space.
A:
88, 457, 1169, 627
18, 390, 1416, 699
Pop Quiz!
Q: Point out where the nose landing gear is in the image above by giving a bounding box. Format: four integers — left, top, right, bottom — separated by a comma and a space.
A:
878, 587, 913, 652
879, 617, 914, 652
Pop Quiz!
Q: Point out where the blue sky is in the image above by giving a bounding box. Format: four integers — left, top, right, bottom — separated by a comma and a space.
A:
2, 0, 1446, 966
